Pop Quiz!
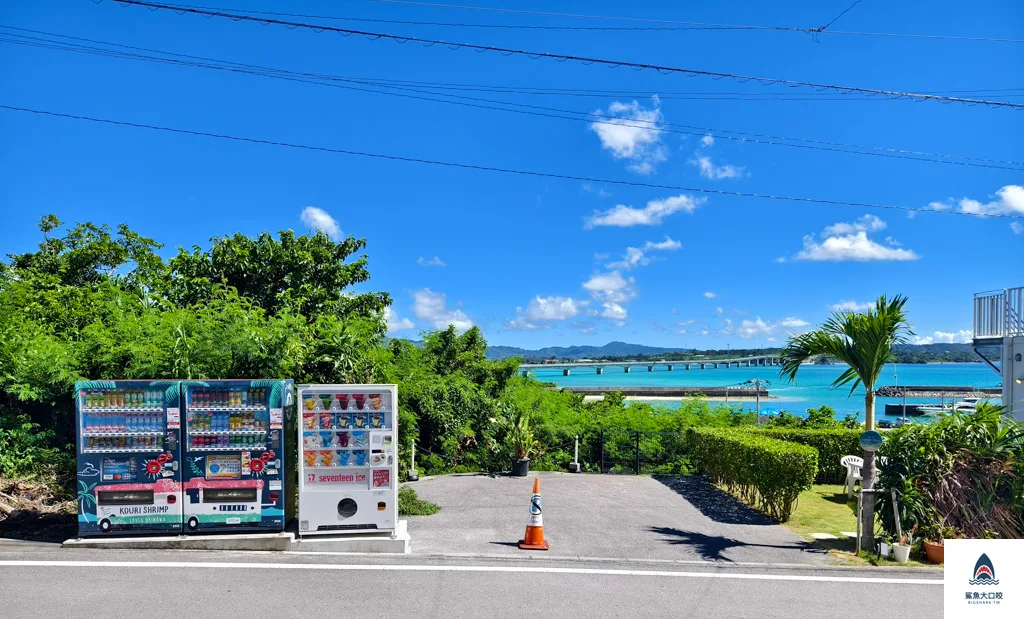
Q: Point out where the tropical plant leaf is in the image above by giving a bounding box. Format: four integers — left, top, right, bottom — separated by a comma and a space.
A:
74, 380, 118, 390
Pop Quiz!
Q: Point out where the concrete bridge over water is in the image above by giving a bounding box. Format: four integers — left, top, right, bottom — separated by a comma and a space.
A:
520, 355, 782, 377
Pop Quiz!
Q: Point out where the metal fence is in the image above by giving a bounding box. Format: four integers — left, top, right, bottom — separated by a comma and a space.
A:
597, 429, 690, 475
974, 287, 1024, 338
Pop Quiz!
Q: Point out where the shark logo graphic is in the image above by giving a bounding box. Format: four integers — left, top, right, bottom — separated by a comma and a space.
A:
969, 553, 999, 585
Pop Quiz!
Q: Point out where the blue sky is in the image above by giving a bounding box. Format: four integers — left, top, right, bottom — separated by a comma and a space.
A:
1, 0, 1022, 349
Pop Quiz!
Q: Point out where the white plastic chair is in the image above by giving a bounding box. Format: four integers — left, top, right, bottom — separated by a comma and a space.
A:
840, 455, 863, 499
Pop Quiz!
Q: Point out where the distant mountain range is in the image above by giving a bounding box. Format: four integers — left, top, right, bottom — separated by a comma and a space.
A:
487, 341, 695, 360
485, 341, 976, 360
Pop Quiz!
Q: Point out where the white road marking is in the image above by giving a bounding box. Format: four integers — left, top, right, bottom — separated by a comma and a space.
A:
0, 560, 942, 585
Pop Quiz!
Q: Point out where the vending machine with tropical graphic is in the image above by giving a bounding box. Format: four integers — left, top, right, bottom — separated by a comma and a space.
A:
296, 384, 398, 536
180, 379, 292, 532
75, 379, 183, 536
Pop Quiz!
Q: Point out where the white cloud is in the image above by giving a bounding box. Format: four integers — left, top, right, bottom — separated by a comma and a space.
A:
700, 134, 714, 147
417, 256, 446, 267
1011, 222, 1023, 235
737, 317, 775, 339
934, 330, 973, 344
412, 288, 473, 332
795, 215, 919, 262
589, 98, 666, 175
601, 302, 628, 320
957, 185, 1024, 216
524, 296, 585, 321
774, 257, 786, 263
692, 155, 744, 180
582, 183, 611, 197
914, 335, 934, 345
829, 300, 873, 312
823, 214, 886, 237
645, 237, 682, 251
579, 327, 597, 335
926, 200, 953, 212
582, 271, 637, 304
507, 317, 543, 331
766, 337, 777, 342
699, 328, 710, 336
606, 236, 681, 270
300, 206, 342, 240
584, 194, 704, 228
715, 307, 724, 316
384, 307, 415, 333
678, 319, 697, 327
779, 317, 809, 328
703, 291, 717, 299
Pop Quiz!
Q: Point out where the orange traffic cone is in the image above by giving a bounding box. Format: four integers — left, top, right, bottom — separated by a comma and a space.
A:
518, 477, 550, 550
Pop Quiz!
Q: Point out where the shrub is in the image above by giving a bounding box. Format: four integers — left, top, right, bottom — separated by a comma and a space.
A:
876, 404, 1024, 540
687, 427, 817, 521
748, 428, 862, 483
398, 486, 439, 516
0, 419, 75, 487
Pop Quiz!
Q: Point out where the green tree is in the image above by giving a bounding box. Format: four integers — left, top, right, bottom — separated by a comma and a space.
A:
164, 229, 389, 321
779, 294, 912, 549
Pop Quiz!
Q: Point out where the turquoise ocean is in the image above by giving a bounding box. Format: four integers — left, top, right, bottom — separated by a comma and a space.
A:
537, 362, 1001, 421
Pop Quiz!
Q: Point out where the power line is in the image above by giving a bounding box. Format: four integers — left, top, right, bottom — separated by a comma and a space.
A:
157, 2, 783, 32
100, 0, 1024, 110
358, 0, 1024, 43
4, 27, 1019, 169
2, 103, 1021, 220
816, 0, 864, 33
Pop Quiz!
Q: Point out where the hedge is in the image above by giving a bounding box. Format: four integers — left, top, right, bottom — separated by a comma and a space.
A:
746, 428, 862, 484
686, 427, 817, 522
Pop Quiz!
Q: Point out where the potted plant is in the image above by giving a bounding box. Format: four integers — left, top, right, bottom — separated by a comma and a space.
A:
508, 410, 537, 477
921, 524, 950, 565
892, 533, 914, 563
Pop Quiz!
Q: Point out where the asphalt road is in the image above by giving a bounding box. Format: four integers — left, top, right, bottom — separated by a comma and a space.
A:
0, 546, 942, 618
408, 473, 826, 564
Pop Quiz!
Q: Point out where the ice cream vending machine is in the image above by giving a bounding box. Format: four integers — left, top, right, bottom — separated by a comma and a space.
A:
296, 384, 398, 535
75, 380, 182, 536
180, 379, 292, 533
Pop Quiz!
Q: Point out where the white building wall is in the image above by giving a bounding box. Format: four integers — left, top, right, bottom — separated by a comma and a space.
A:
1004, 336, 1024, 421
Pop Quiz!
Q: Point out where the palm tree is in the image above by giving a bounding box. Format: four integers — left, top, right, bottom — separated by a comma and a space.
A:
779, 295, 912, 431
779, 294, 912, 550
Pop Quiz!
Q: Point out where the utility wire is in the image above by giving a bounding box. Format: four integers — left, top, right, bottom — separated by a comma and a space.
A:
358, 0, 1024, 43
4, 27, 1019, 169
101, 0, 1024, 109
3, 104, 1022, 220
815, 0, 864, 33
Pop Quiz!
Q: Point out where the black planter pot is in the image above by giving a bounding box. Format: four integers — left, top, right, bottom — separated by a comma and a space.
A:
512, 458, 530, 477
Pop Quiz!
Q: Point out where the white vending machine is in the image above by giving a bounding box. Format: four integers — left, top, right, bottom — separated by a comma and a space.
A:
296, 384, 398, 535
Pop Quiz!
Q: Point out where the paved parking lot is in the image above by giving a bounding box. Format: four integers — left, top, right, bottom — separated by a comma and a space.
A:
406, 473, 826, 564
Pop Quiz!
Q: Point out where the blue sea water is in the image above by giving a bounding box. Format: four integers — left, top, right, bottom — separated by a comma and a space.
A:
538, 363, 1001, 421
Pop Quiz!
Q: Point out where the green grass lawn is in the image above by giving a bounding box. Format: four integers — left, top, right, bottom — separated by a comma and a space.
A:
785, 484, 938, 568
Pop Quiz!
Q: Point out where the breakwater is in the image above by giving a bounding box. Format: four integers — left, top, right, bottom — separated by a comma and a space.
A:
875, 385, 1001, 398
550, 386, 768, 397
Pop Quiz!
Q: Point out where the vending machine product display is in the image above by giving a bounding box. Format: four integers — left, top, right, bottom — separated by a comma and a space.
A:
296, 384, 398, 535
179, 379, 292, 532
75, 380, 182, 536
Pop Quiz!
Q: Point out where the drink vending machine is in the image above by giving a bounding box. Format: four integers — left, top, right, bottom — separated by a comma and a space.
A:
296, 384, 398, 535
75, 380, 182, 536
180, 379, 292, 533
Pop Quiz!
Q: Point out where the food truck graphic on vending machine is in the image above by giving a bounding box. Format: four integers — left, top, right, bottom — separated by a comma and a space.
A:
180, 379, 291, 532
75, 380, 183, 536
